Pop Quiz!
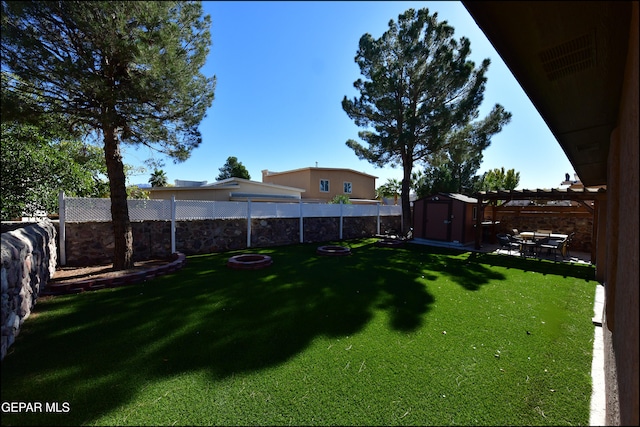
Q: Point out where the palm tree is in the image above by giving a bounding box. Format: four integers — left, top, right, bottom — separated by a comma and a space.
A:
149, 169, 168, 187
376, 178, 401, 205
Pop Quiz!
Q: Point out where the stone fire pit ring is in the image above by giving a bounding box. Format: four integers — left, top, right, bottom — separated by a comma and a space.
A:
227, 254, 273, 270
375, 238, 405, 247
316, 245, 352, 256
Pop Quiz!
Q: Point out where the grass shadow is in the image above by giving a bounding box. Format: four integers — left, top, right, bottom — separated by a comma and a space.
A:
467, 250, 596, 281
1, 239, 515, 425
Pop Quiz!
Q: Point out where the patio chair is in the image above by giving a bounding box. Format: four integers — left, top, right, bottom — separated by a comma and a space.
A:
563, 232, 576, 258
537, 236, 566, 261
515, 234, 538, 258
509, 233, 526, 256
497, 233, 520, 255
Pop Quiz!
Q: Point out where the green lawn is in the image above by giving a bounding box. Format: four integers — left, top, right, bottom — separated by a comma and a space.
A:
1, 238, 597, 426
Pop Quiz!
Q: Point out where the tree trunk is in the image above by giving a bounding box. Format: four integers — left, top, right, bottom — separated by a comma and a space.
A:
401, 162, 413, 234
103, 126, 134, 270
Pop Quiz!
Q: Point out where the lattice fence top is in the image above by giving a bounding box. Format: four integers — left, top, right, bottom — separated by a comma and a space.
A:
62, 197, 401, 222
176, 200, 248, 220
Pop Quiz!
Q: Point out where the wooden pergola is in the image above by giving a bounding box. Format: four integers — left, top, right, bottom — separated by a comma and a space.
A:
473, 187, 607, 271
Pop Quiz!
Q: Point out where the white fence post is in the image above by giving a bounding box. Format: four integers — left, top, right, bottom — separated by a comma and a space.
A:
58, 190, 66, 266
339, 201, 343, 240
171, 196, 176, 254
299, 200, 304, 243
377, 202, 381, 235
247, 199, 252, 248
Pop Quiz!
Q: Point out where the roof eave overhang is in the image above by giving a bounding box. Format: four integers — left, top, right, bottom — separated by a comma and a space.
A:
462, 1, 632, 187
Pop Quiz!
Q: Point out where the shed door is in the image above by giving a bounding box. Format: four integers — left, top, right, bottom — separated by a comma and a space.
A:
425, 201, 452, 241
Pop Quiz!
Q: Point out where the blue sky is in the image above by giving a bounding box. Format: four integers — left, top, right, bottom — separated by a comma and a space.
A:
125, 1, 577, 191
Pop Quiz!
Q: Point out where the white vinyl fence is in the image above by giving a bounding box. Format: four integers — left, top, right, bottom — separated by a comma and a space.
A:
58, 192, 402, 264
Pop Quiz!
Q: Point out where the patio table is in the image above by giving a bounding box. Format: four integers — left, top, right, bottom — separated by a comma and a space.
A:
519, 232, 569, 259
519, 232, 568, 241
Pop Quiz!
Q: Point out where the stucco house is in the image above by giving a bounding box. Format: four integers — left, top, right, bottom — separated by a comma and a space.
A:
261, 167, 378, 204
146, 177, 305, 202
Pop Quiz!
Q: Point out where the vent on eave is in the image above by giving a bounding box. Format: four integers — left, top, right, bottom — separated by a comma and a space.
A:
576, 142, 600, 153
539, 32, 596, 81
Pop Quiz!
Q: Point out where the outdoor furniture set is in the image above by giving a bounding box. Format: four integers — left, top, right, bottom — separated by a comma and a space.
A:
496, 230, 574, 261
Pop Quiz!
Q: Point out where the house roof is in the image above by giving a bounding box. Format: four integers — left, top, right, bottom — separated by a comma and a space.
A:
147, 177, 304, 193
462, 1, 632, 186
203, 177, 306, 193
443, 193, 478, 204
147, 177, 306, 201
262, 167, 378, 179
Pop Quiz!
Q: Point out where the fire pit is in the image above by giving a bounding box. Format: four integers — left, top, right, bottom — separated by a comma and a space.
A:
316, 245, 351, 256
227, 254, 273, 270
375, 238, 405, 247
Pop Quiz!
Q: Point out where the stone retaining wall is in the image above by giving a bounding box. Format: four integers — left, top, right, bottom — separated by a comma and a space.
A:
62, 216, 402, 266
1, 220, 57, 360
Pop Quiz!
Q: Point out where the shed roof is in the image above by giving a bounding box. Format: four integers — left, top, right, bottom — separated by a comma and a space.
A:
416, 193, 478, 204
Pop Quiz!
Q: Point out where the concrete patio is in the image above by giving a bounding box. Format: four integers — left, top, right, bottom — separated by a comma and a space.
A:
409, 237, 592, 264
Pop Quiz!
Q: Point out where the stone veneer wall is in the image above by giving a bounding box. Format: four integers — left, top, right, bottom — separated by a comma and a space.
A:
62, 216, 402, 266
1, 220, 57, 360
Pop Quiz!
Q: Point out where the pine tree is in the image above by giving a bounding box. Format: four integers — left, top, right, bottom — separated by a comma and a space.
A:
1, 1, 216, 269
342, 8, 510, 232
217, 156, 251, 180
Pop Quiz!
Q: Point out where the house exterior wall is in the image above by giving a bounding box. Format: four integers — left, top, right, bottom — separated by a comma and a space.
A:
262, 168, 377, 202
603, 7, 639, 425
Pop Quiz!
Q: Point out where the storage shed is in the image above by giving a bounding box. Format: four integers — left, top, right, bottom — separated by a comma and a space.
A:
412, 193, 478, 244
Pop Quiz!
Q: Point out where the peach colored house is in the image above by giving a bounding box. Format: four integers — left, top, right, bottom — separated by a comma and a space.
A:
261, 167, 378, 204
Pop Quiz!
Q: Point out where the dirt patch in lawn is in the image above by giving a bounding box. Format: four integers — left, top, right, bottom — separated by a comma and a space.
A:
49, 258, 175, 284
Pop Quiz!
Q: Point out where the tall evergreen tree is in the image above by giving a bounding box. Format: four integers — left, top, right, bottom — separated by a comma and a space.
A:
415, 111, 511, 196
342, 8, 510, 232
1, 1, 216, 269
216, 156, 251, 180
